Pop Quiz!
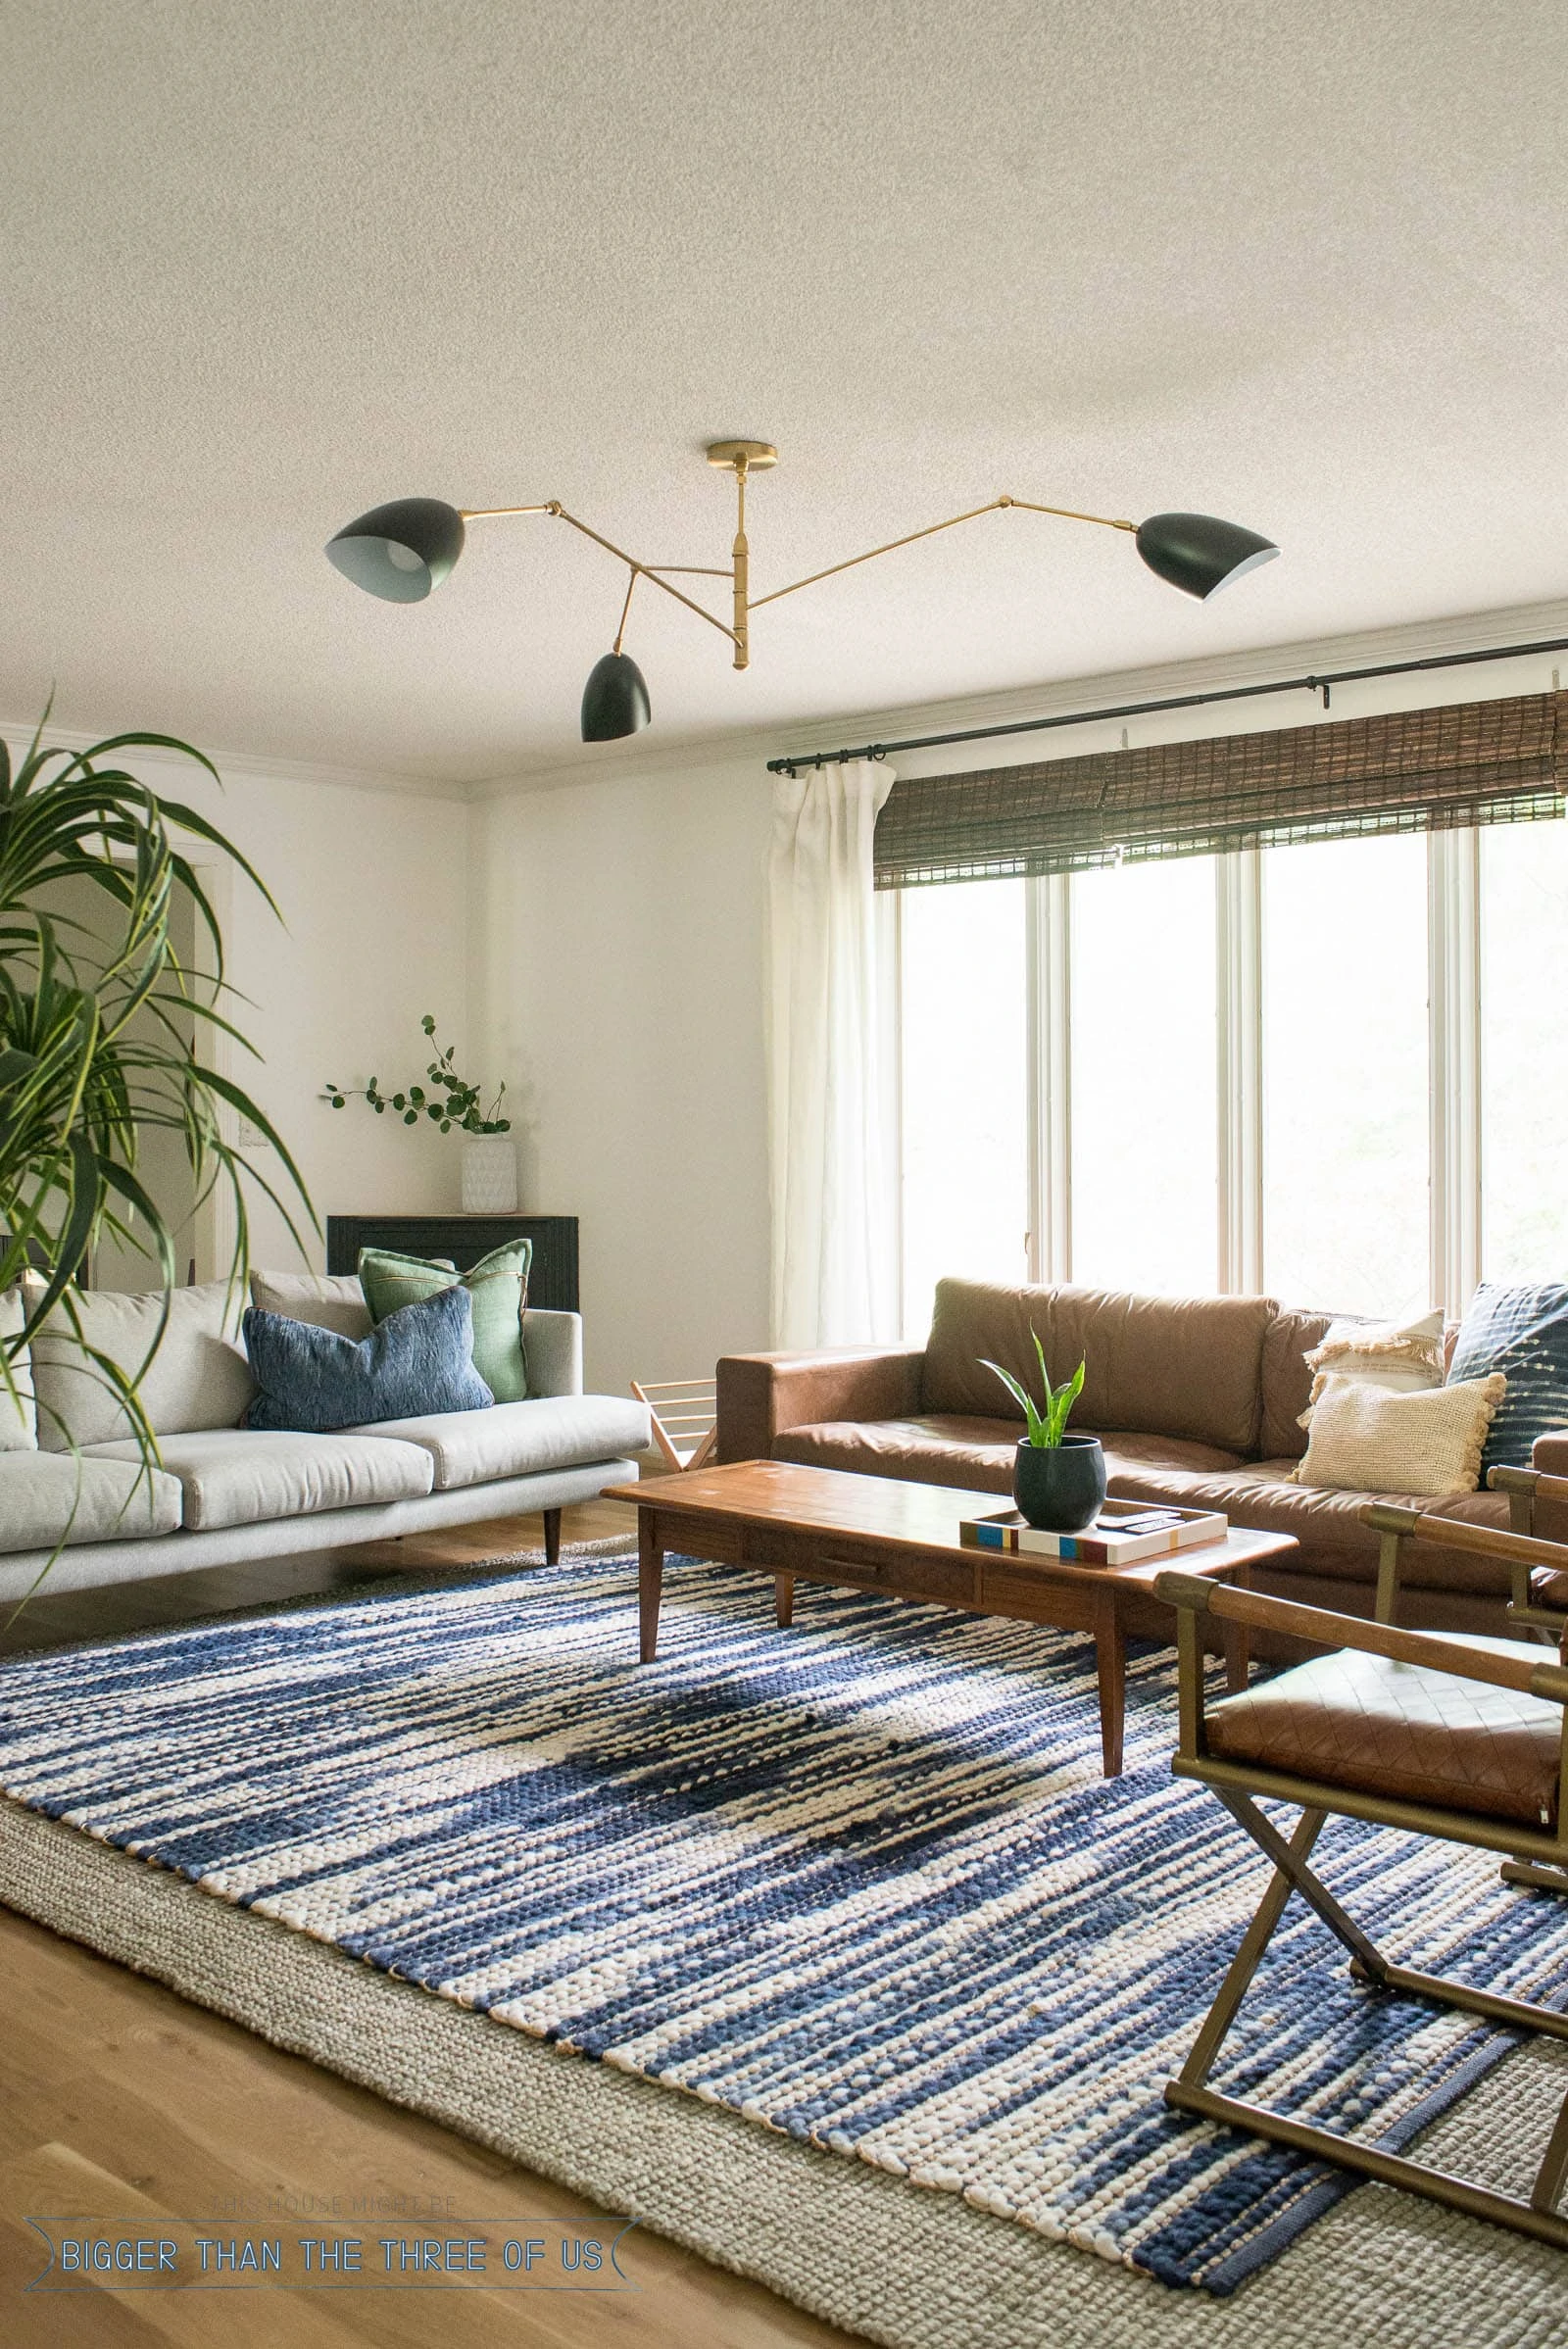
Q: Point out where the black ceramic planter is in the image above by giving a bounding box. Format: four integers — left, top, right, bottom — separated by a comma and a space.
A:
1013, 1434, 1107, 1534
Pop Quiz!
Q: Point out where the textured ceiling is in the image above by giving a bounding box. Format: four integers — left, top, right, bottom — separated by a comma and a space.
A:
2, 0, 1565, 783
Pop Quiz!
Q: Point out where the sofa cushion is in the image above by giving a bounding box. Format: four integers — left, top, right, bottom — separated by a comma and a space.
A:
1102, 1455, 1513, 1595
0, 1451, 183, 1553
250, 1269, 373, 1341
243, 1288, 493, 1433
24, 1277, 254, 1449
360, 1241, 532, 1403
1296, 1372, 1504, 1497
1448, 1281, 1568, 1478
350, 1394, 651, 1491
86, 1428, 434, 1532
1305, 1309, 1446, 1393
921, 1279, 1273, 1454
0, 1287, 35, 1450
771, 1416, 1245, 1493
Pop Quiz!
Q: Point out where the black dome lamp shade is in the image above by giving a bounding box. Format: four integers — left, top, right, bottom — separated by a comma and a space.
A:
324, 498, 466, 602
581, 651, 651, 742
1135, 512, 1279, 600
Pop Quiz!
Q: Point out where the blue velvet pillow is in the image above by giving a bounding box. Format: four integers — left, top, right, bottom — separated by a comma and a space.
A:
243, 1285, 493, 1433
1447, 1282, 1568, 1476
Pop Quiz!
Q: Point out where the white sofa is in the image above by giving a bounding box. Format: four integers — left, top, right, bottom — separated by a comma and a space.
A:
0, 1276, 650, 1600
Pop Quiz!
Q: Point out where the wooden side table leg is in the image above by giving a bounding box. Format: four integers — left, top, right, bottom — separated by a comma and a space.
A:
639, 1515, 664, 1663
1094, 1592, 1126, 1778
775, 1573, 794, 1629
1224, 1564, 1251, 1693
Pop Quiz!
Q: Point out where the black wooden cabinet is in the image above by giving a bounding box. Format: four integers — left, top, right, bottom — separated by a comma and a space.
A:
325, 1215, 579, 1313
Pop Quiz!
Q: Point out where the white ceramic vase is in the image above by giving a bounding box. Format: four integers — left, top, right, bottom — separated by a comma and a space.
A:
461, 1135, 517, 1214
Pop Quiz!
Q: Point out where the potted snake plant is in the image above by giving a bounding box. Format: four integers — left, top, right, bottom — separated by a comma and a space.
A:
981, 1332, 1105, 1533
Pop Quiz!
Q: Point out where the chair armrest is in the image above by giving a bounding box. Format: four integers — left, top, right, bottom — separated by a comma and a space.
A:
715, 1346, 926, 1464
1361, 1497, 1568, 1625
1154, 1568, 1568, 1703
521, 1310, 582, 1399
1526, 1444, 1568, 1545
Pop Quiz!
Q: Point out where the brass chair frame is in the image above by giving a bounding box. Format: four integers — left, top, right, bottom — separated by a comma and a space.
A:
1488, 1465, 1568, 1637
1156, 1565, 1568, 2250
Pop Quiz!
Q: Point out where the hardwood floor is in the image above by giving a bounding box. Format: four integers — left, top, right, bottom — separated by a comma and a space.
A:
0, 1501, 861, 2348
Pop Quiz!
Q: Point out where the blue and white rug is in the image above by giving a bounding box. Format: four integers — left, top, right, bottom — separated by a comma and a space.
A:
1, 1552, 1565, 2295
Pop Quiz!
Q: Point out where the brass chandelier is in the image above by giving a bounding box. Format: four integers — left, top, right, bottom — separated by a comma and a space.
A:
325, 441, 1279, 743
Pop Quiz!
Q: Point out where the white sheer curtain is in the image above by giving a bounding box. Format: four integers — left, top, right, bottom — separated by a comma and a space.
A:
766, 758, 899, 1347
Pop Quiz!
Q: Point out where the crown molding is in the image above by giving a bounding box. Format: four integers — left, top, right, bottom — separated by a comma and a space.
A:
465, 593, 1568, 802
0, 717, 470, 805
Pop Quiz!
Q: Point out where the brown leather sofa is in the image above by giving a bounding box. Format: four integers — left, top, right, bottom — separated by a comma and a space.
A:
716, 1278, 1568, 1641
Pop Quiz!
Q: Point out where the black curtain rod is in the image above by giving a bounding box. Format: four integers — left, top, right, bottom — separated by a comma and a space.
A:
764, 632, 1568, 775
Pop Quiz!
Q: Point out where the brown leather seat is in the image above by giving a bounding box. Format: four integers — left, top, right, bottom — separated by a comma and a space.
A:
1534, 1566, 1568, 1611
772, 1416, 1247, 1491
1205, 1634, 1562, 1829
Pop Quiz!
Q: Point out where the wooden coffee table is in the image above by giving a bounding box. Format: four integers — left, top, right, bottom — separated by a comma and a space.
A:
601, 1460, 1298, 1777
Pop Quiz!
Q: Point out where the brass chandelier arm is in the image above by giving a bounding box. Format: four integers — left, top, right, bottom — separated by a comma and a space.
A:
748, 494, 1137, 612
462, 502, 739, 645
458, 482, 1141, 658
612, 567, 639, 657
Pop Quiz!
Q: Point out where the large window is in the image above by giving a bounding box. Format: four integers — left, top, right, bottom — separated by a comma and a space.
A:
1262, 835, 1430, 1314
897, 817, 1568, 1322
1070, 857, 1219, 1297
898, 878, 1028, 1338
1482, 821, 1568, 1282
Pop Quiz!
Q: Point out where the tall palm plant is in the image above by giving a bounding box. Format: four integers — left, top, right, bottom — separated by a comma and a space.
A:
0, 713, 313, 1453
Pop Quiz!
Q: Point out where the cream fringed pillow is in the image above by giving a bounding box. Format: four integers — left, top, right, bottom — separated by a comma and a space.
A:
1302, 1307, 1446, 1397
1294, 1371, 1506, 1496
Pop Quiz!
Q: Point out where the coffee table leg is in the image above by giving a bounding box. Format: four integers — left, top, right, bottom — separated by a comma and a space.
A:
639, 1515, 663, 1663
1094, 1592, 1125, 1778
1223, 1563, 1251, 1693
775, 1573, 794, 1629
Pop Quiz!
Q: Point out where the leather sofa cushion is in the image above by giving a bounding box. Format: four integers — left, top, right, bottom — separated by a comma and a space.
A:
0, 1452, 183, 1552
1258, 1307, 1338, 1461
1103, 1457, 1512, 1593
350, 1394, 652, 1491
1204, 1637, 1562, 1828
87, 1428, 434, 1531
920, 1280, 1272, 1453
771, 1416, 1245, 1492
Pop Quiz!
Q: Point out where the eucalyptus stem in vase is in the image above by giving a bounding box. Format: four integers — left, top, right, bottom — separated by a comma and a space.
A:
324, 1015, 517, 1211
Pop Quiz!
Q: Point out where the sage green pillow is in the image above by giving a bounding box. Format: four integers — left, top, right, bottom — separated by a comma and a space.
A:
358, 1241, 532, 1403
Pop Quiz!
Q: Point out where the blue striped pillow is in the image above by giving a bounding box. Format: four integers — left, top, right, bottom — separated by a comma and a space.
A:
1447, 1283, 1568, 1475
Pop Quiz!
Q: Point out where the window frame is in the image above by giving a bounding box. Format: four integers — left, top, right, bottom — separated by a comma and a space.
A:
895, 830, 1499, 1323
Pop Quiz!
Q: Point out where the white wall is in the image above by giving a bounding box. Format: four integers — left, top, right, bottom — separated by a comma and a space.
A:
2, 726, 471, 1280
469, 755, 771, 1397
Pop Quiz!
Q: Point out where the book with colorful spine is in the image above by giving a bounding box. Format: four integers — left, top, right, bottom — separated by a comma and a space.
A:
959, 1500, 1229, 1567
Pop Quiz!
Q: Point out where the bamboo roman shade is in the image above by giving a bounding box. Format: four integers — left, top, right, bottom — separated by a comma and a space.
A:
873, 690, 1568, 889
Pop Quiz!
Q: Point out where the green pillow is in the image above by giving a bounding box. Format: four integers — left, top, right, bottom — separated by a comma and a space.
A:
358, 1241, 532, 1403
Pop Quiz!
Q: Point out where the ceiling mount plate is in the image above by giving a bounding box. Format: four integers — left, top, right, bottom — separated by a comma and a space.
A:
706, 440, 778, 470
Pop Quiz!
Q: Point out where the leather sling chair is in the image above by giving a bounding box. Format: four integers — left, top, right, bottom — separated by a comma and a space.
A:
1366, 1492, 1568, 1894
1153, 1558, 1568, 2251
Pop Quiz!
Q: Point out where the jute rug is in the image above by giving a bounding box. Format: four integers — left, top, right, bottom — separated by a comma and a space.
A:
1, 1554, 1565, 2343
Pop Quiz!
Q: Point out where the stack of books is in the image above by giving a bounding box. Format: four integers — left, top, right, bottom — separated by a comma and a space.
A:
959, 1499, 1229, 1567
